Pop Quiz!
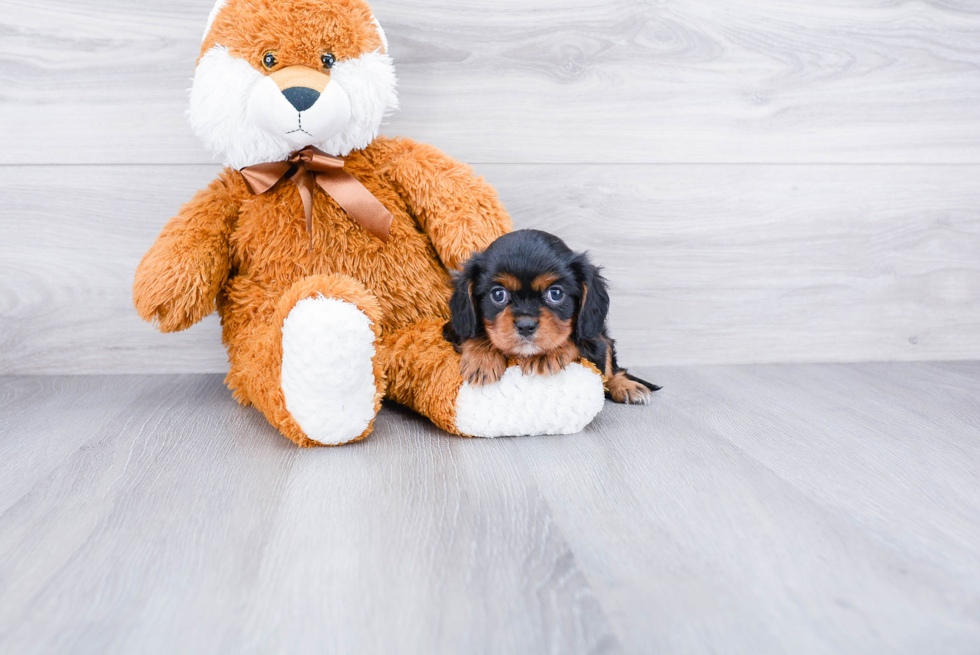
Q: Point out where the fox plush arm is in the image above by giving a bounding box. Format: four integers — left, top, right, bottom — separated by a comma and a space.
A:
133, 170, 242, 333
384, 137, 512, 270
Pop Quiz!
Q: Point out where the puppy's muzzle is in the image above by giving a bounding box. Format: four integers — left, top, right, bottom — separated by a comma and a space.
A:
270, 66, 331, 113
514, 316, 538, 337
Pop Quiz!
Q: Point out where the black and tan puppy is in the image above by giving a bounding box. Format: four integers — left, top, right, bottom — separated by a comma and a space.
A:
443, 229, 660, 404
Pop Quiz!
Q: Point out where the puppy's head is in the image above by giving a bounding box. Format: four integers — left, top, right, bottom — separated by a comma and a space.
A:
447, 230, 610, 357
190, 0, 398, 169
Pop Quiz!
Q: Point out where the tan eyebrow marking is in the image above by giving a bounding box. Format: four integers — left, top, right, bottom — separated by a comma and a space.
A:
493, 273, 522, 292
532, 273, 560, 292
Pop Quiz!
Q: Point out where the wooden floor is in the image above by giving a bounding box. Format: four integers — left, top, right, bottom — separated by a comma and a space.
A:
1, 362, 979, 654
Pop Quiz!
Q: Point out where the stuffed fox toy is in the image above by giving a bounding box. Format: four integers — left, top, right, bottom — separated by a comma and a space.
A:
133, 0, 606, 446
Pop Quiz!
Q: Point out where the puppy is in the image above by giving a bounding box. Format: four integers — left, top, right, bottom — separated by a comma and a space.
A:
443, 229, 660, 404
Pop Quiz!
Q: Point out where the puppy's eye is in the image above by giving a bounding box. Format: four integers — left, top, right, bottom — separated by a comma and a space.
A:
546, 287, 565, 304
490, 287, 509, 305
321, 53, 337, 69
262, 52, 278, 70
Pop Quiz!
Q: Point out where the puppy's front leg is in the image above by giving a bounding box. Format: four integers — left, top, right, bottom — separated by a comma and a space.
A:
460, 337, 509, 386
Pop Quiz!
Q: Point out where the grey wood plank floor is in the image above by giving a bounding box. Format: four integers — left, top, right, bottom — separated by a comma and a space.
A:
1, 363, 979, 654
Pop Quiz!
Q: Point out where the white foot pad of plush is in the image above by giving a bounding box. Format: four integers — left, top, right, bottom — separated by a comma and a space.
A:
455, 363, 605, 438
281, 296, 377, 445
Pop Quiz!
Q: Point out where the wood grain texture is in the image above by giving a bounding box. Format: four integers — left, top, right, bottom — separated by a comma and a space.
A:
0, 374, 620, 654
1, 363, 979, 652
2, 163, 978, 374
513, 362, 980, 653
1, 0, 979, 164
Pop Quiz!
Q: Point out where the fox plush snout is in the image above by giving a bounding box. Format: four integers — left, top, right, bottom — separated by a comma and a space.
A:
190, 0, 398, 169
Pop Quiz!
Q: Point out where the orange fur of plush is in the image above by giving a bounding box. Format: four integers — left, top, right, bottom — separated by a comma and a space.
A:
202, 0, 384, 66
133, 0, 602, 445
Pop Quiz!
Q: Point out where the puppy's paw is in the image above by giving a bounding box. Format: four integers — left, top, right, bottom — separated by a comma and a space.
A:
460, 340, 508, 386
518, 343, 579, 377
607, 371, 656, 405
519, 356, 549, 376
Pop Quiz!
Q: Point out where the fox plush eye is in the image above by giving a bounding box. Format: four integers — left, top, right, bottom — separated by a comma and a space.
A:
321, 53, 337, 69
262, 52, 278, 69
545, 287, 565, 304
490, 287, 509, 305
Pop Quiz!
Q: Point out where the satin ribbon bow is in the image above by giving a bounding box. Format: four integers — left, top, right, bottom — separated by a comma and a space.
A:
239, 146, 393, 246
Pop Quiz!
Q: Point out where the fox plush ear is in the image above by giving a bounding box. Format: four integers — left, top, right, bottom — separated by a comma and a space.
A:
446, 254, 484, 344
571, 253, 610, 341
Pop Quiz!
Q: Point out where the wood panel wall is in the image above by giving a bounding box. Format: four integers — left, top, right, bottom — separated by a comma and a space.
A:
1, 0, 979, 373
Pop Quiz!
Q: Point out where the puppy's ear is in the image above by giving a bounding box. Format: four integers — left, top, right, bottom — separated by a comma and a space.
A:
571, 252, 610, 341
447, 254, 483, 343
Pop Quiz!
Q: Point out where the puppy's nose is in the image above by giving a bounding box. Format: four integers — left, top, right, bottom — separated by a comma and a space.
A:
282, 86, 321, 112
514, 316, 538, 337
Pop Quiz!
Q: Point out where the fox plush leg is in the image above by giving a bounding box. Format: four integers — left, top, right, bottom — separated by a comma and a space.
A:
379, 318, 606, 438
224, 274, 385, 447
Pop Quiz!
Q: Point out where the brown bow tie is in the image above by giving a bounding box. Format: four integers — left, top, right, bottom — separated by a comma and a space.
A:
239, 146, 393, 246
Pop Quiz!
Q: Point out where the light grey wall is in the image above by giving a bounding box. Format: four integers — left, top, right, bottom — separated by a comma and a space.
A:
1, 0, 979, 374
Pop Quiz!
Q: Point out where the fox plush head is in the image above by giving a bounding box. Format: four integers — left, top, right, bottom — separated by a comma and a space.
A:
190, 0, 399, 169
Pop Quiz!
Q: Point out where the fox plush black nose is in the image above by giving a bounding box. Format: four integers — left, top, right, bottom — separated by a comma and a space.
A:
282, 87, 320, 112
514, 316, 538, 337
